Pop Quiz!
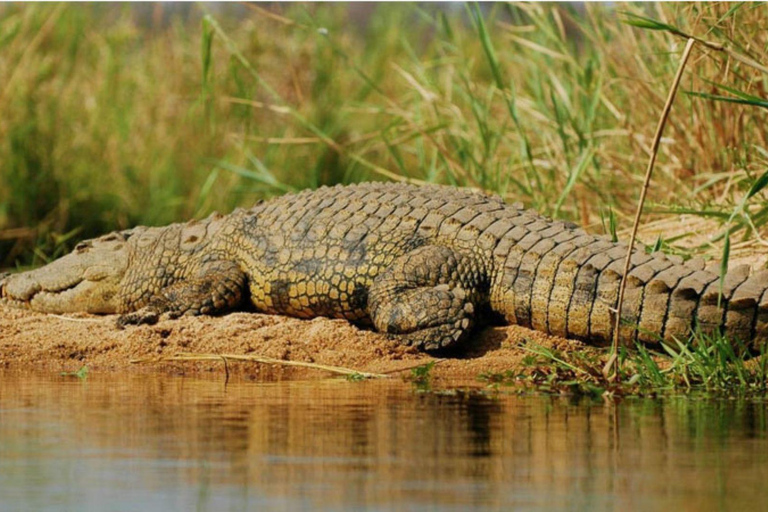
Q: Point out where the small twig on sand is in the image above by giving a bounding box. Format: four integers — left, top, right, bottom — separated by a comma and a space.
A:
130, 352, 389, 379
47, 314, 105, 323
604, 37, 696, 381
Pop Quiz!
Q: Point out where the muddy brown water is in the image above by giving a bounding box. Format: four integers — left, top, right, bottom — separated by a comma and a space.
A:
1, 371, 767, 511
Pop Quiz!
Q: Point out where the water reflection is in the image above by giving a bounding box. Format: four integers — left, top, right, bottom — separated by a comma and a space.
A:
0, 371, 766, 511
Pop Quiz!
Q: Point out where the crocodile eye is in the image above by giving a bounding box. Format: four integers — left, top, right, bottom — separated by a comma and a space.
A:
75, 241, 92, 253
117, 229, 137, 241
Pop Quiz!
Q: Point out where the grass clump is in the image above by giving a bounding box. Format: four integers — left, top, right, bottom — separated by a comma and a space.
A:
485, 334, 768, 399
632, 332, 768, 396
60, 365, 89, 380
479, 341, 610, 398
409, 361, 436, 391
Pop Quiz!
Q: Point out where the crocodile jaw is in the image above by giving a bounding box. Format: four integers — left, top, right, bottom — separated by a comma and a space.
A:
0, 233, 131, 314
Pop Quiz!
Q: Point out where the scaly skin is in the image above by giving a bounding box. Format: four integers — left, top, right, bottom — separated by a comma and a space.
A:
1, 182, 767, 351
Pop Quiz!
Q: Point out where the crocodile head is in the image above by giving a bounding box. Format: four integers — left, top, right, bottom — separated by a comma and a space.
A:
0, 230, 138, 314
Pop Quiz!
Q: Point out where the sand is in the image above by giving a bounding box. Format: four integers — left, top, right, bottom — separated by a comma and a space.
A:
0, 307, 594, 386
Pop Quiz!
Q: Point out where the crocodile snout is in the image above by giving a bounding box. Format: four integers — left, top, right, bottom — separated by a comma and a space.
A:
0, 232, 132, 314
0, 271, 41, 307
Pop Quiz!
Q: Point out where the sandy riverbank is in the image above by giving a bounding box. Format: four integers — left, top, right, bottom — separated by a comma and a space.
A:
0, 307, 596, 386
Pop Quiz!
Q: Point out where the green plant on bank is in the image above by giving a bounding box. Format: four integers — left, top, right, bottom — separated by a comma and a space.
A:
344, 372, 368, 382
60, 365, 89, 380
634, 330, 768, 395
409, 361, 436, 390
479, 334, 768, 399
479, 341, 608, 398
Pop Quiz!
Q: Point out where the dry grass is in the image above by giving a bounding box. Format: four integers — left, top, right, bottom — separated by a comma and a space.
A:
0, 3, 766, 269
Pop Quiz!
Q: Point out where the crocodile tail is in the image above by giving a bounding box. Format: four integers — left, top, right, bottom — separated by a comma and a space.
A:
575, 249, 768, 350
690, 266, 768, 350
507, 228, 768, 350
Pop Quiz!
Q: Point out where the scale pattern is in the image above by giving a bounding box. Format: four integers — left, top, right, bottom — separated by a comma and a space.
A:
2, 182, 767, 351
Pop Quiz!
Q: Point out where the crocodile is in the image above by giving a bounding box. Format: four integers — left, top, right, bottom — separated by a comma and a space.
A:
1, 182, 767, 351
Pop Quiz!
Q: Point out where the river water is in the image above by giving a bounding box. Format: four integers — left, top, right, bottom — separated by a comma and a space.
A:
0, 371, 766, 511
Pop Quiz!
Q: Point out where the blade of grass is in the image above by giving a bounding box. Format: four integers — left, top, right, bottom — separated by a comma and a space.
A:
686, 91, 768, 110
554, 146, 595, 217
469, 3, 536, 188
523, 343, 590, 376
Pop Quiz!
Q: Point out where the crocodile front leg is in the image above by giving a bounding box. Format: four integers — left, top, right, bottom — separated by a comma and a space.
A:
368, 245, 489, 351
117, 260, 246, 326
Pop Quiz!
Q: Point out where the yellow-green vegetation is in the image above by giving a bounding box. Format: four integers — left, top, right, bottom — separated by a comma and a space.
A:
480, 335, 768, 398
1, 3, 767, 392
2, 3, 767, 267
409, 361, 437, 391
60, 365, 89, 380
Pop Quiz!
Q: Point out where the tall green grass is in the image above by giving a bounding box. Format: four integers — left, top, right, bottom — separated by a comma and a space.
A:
1, 3, 766, 273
